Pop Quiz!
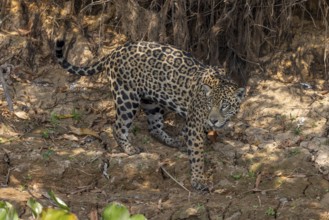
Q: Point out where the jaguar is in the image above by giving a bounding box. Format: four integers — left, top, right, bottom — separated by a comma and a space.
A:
55, 39, 245, 191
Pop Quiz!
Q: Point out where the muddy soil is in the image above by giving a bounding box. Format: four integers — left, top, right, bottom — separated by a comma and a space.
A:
1, 20, 329, 220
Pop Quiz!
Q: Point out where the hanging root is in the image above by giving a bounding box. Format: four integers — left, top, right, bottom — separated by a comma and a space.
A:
0, 64, 14, 112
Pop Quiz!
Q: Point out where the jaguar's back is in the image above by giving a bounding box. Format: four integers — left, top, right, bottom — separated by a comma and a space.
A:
56, 40, 212, 115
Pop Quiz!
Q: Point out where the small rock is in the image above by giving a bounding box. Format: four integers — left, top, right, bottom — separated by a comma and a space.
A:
249, 145, 258, 152
258, 141, 277, 150
299, 141, 309, 148
245, 127, 271, 144
306, 137, 328, 151
279, 197, 289, 206
320, 193, 329, 209
225, 211, 242, 220
301, 137, 329, 175
171, 205, 208, 220
218, 178, 232, 187
315, 150, 329, 174
274, 132, 300, 147
14, 111, 29, 120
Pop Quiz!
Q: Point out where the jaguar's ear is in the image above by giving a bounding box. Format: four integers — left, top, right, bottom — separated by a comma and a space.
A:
202, 84, 212, 97
235, 88, 245, 101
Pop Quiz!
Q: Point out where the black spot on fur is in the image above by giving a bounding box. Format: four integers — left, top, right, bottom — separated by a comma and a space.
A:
127, 112, 133, 119
56, 40, 65, 47
122, 92, 129, 100
159, 99, 166, 106
62, 61, 70, 68
87, 69, 96, 75
148, 107, 161, 115
125, 102, 132, 109
117, 79, 123, 86
121, 114, 128, 120
117, 97, 123, 105
55, 50, 63, 58
97, 65, 102, 72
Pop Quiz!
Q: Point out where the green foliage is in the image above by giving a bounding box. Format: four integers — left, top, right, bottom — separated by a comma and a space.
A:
265, 207, 276, 216
40, 208, 78, 220
131, 126, 140, 136
195, 203, 205, 212
231, 173, 242, 180
288, 148, 300, 157
42, 130, 50, 139
42, 149, 55, 160
1, 192, 146, 220
27, 198, 43, 218
293, 126, 302, 136
142, 136, 150, 145
50, 109, 81, 126
42, 129, 55, 139
0, 201, 19, 220
71, 109, 81, 121
247, 170, 256, 178
47, 190, 70, 211
50, 112, 60, 126
28, 191, 77, 220
102, 202, 146, 220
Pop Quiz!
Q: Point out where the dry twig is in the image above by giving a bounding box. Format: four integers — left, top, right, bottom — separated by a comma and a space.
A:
160, 165, 191, 194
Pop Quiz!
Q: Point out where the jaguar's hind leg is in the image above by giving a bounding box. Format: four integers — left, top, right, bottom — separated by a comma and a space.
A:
141, 100, 183, 148
113, 89, 142, 155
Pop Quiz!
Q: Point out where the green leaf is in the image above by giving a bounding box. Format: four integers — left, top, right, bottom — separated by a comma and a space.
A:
0, 201, 6, 208
41, 208, 78, 220
48, 190, 70, 211
27, 198, 43, 218
0, 209, 7, 220
102, 202, 130, 220
0, 201, 19, 220
130, 214, 147, 220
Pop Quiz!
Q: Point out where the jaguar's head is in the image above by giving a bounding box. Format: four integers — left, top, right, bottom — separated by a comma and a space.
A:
203, 79, 245, 130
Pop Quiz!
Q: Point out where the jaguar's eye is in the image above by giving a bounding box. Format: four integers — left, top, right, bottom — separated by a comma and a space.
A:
221, 103, 229, 111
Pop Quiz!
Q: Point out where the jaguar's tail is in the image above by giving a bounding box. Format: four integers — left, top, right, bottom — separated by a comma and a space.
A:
55, 40, 107, 76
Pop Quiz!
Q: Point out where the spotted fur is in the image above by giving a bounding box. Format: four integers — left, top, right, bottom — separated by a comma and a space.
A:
55, 40, 245, 191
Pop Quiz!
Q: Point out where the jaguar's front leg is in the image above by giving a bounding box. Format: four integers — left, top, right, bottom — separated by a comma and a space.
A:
186, 125, 211, 191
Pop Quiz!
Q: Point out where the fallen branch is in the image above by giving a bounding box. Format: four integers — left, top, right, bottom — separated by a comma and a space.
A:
70, 181, 96, 195
0, 63, 14, 112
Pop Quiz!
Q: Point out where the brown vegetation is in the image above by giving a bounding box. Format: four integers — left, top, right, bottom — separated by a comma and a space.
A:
1, 0, 329, 84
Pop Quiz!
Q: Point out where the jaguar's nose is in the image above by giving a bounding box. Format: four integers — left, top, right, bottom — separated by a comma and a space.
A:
209, 118, 218, 125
